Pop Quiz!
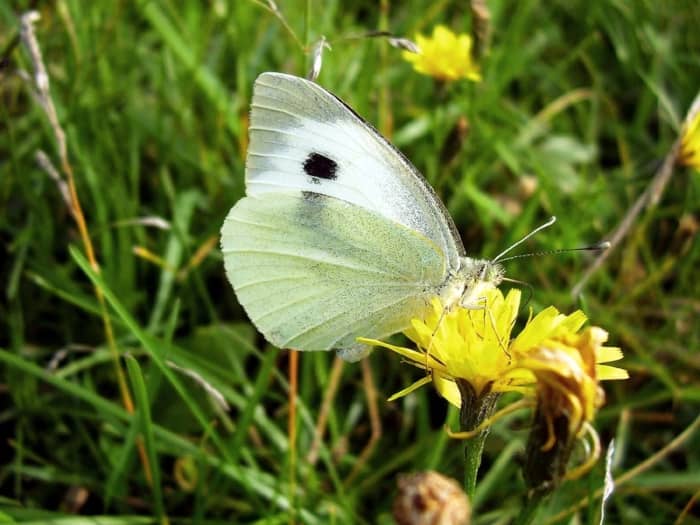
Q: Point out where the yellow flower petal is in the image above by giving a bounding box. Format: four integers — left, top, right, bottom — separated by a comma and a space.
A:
433, 373, 461, 408
357, 337, 446, 372
596, 346, 624, 363
388, 375, 433, 402
597, 364, 630, 380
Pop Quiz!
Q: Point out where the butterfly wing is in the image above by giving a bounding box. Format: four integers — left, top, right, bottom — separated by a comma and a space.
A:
246, 72, 465, 269
221, 191, 448, 360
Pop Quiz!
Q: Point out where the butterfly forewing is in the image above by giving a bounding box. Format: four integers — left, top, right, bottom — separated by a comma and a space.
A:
246, 72, 465, 268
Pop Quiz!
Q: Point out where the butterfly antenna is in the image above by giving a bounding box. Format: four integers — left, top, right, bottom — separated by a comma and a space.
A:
496, 241, 610, 264
492, 216, 557, 263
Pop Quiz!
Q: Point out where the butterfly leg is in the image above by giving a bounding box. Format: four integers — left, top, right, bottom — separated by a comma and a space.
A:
461, 294, 511, 360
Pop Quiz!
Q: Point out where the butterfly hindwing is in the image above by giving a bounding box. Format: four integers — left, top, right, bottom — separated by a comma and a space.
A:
221, 191, 448, 358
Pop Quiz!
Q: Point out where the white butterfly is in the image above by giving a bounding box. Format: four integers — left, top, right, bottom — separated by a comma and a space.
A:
221, 72, 504, 361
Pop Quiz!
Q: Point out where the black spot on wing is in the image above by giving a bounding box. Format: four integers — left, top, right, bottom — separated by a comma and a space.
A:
303, 152, 338, 181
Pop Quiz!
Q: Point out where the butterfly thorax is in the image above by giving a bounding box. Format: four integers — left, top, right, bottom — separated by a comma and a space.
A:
440, 257, 505, 310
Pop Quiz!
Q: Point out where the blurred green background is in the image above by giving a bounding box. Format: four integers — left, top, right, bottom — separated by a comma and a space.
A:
1, 1, 699, 523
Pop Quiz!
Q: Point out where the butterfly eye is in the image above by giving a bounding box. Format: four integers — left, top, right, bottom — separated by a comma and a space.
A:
480, 263, 489, 279
303, 152, 339, 182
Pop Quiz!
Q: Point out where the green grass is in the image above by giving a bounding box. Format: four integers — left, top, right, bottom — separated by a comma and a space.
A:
2, 0, 700, 523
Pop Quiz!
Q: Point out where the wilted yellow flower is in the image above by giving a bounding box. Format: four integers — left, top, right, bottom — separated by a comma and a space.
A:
520, 325, 626, 447
518, 320, 627, 489
402, 25, 481, 82
680, 97, 700, 170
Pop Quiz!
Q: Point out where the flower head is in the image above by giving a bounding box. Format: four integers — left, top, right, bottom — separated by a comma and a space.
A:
402, 25, 481, 82
361, 288, 528, 408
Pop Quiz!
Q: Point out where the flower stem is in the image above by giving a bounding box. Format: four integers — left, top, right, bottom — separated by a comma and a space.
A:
456, 379, 500, 498
513, 490, 546, 525
463, 428, 489, 498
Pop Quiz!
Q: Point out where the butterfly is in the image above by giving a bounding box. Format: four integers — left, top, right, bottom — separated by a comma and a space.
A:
220, 72, 504, 361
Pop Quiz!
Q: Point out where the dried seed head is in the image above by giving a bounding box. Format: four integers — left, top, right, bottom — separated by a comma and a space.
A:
393, 471, 470, 525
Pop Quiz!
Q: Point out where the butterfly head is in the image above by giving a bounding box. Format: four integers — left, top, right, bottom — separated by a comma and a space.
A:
460, 258, 505, 308
439, 257, 505, 310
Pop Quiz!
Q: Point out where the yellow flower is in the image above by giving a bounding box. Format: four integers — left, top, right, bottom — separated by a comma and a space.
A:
680, 96, 700, 170
402, 25, 481, 82
360, 288, 528, 408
